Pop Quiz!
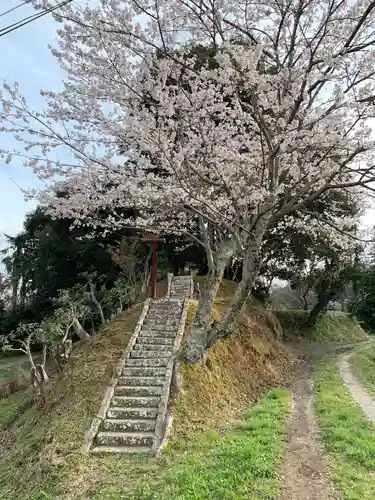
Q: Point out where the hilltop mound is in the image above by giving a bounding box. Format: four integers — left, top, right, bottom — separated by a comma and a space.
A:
276, 309, 367, 344
0, 281, 294, 499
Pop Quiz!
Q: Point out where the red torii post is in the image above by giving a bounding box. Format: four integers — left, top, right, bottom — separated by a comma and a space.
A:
142, 235, 166, 299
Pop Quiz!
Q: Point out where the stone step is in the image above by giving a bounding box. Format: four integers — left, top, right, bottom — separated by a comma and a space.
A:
92, 445, 151, 454
142, 319, 179, 324
125, 357, 169, 367
146, 309, 181, 314
151, 303, 180, 312
130, 349, 173, 358
150, 305, 181, 309
164, 325, 179, 332
136, 337, 174, 346
111, 395, 160, 407
152, 298, 181, 303
107, 407, 158, 419
148, 304, 182, 310
96, 431, 154, 447
140, 322, 169, 328
114, 385, 163, 397
147, 308, 182, 314
102, 419, 156, 433
121, 367, 167, 377
139, 330, 176, 338
118, 376, 165, 386
142, 321, 179, 329
144, 316, 180, 323
140, 324, 176, 332
152, 295, 183, 300
133, 344, 173, 353
147, 309, 182, 316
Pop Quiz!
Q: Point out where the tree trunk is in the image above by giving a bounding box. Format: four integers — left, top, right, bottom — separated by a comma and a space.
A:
52, 339, 73, 372
73, 317, 91, 341
307, 285, 336, 327
183, 239, 236, 363
89, 282, 106, 325
141, 248, 152, 296
208, 220, 267, 347
340, 296, 345, 312
30, 346, 49, 409
183, 266, 225, 363
31, 365, 49, 409
19, 278, 26, 309
11, 277, 18, 310
171, 359, 183, 394
208, 272, 256, 346
306, 295, 332, 327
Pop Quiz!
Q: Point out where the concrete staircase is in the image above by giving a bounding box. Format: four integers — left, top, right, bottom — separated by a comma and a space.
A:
84, 274, 193, 454
169, 275, 193, 299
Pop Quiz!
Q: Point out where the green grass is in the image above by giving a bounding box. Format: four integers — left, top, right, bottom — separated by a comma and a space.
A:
314, 357, 375, 499
0, 305, 144, 500
0, 291, 291, 500
312, 312, 367, 344
0, 354, 29, 381
0, 389, 33, 429
0, 385, 290, 500
351, 345, 375, 399
277, 310, 367, 344
129, 388, 290, 500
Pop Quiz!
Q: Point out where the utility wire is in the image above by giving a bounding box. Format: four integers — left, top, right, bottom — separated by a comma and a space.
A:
0, 7, 48, 35
0, 0, 73, 38
0, 1, 28, 19
0, 0, 73, 36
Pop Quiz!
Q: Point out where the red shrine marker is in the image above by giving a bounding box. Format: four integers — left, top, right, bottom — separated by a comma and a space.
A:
142, 235, 166, 299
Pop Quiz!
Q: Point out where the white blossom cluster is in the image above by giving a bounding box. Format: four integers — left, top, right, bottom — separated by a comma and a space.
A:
2, 0, 375, 250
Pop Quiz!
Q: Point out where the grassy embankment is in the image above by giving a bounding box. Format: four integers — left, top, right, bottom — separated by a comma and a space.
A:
277, 309, 367, 344
351, 345, 375, 399
0, 281, 293, 499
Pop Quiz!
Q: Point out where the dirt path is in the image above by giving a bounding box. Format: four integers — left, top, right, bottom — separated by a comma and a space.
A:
280, 360, 338, 500
340, 353, 375, 424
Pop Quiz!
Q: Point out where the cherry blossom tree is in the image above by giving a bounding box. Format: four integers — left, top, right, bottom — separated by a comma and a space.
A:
2, 0, 375, 361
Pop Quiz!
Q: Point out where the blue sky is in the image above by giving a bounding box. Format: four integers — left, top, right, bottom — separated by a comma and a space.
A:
0, 1, 63, 250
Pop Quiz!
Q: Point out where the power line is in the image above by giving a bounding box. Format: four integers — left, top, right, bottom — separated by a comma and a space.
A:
0, 0, 73, 38
0, 0, 73, 36
0, 1, 28, 19
0, 7, 50, 35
